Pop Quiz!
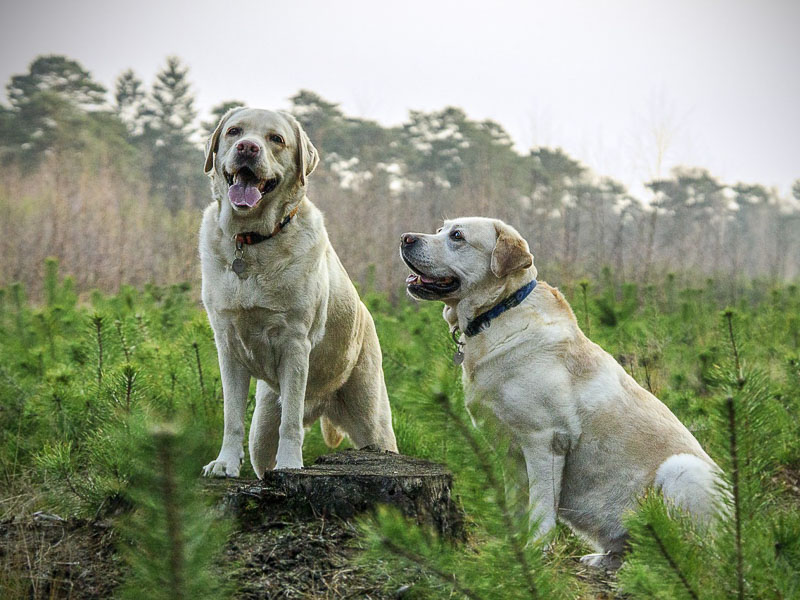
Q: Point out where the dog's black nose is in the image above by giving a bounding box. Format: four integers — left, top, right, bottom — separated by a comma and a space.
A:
237, 140, 260, 157
401, 233, 418, 247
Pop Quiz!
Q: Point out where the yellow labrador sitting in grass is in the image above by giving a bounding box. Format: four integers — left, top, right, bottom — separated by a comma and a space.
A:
400, 217, 724, 568
199, 107, 397, 477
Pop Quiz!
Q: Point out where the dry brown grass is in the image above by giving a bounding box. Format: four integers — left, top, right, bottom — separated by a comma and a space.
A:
0, 516, 121, 600
2, 158, 796, 303
0, 158, 200, 300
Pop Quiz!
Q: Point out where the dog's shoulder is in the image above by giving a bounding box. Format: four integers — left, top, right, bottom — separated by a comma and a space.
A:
199, 203, 222, 247
526, 281, 606, 381
200, 201, 220, 227
199, 203, 230, 277
534, 281, 577, 323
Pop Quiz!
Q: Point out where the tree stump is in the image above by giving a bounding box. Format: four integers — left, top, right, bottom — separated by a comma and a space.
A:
205, 447, 464, 539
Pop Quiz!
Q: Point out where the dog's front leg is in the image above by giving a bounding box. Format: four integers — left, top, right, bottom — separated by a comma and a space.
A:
520, 430, 568, 542
274, 339, 312, 470
203, 347, 250, 477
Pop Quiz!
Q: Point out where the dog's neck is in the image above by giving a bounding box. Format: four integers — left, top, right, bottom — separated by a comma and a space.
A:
444, 268, 538, 335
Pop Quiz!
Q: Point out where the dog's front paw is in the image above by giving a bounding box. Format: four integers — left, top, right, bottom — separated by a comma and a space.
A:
202, 454, 242, 478
274, 441, 303, 470
580, 552, 623, 571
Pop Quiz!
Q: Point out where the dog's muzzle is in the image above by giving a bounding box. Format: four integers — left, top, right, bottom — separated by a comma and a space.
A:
223, 164, 280, 209
400, 235, 460, 299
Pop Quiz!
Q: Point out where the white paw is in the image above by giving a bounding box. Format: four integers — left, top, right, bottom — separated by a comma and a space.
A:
580, 552, 623, 570
202, 452, 242, 478
274, 441, 303, 470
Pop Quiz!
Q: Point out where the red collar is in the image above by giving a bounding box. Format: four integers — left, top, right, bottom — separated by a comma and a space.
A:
234, 205, 300, 245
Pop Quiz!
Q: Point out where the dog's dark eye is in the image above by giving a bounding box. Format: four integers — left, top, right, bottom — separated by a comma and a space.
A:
436, 227, 443, 233
226, 126, 242, 136
450, 230, 464, 241
269, 134, 285, 144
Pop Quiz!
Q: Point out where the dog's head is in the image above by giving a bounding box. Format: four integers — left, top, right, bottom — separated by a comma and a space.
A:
204, 107, 319, 215
400, 217, 536, 304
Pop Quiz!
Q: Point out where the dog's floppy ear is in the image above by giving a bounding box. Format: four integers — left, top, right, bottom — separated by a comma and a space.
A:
283, 112, 319, 187
491, 222, 534, 278
204, 106, 245, 175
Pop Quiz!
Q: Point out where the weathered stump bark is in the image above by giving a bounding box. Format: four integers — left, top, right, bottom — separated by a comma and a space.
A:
204, 447, 464, 539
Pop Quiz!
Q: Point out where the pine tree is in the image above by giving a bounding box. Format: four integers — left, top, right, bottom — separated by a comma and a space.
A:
143, 57, 197, 142
1, 55, 110, 164
114, 69, 146, 136
7, 55, 107, 111
140, 56, 205, 211
617, 309, 800, 599
202, 100, 245, 136
289, 89, 346, 146
117, 421, 231, 600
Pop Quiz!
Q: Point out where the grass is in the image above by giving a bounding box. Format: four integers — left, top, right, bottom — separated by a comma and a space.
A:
0, 261, 798, 598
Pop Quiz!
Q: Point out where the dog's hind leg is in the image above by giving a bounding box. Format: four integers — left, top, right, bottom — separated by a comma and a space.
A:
248, 380, 281, 478
329, 335, 397, 453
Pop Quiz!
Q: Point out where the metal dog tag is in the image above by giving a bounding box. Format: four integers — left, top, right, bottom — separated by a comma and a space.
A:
453, 350, 464, 366
231, 258, 246, 276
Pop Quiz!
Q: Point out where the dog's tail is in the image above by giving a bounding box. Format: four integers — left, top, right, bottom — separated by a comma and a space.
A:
320, 416, 344, 448
655, 453, 729, 524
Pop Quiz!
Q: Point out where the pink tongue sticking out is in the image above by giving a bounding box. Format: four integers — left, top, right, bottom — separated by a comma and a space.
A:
228, 183, 262, 207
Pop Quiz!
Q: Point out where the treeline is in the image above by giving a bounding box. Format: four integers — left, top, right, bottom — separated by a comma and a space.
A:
1, 55, 798, 298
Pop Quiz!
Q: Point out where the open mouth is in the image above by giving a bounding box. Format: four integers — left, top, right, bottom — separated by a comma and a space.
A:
224, 166, 280, 209
402, 256, 460, 298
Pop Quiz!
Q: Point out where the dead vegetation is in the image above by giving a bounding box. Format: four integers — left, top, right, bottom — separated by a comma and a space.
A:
0, 515, 122, 599
0, 511, 406, 600
0, 449, 459, 599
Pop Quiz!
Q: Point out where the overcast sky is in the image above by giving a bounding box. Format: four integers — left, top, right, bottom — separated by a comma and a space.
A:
1, 0, 798, 198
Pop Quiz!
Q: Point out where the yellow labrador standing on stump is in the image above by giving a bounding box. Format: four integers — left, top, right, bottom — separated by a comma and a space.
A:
200, 107, 397, 477
400, 217, 724, 568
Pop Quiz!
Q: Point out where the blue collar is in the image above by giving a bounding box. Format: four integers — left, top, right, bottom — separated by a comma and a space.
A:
464, 279, 537, 337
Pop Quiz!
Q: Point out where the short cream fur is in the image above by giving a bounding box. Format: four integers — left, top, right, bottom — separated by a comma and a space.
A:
401, 217, 725, 568
200, 107, 397, 477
